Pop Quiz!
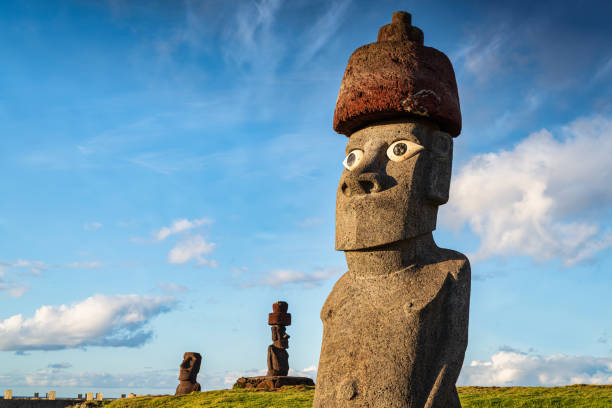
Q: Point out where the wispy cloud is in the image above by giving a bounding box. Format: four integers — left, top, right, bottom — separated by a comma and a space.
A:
47, 362, 72, 369
168, 234, 216, 266
155, 218, 212, 241
0, 294, 175, 351
127, 150, 209, 175
157, 282, 188, 294
84, 221, 103, 231
256, 267, 341, 288
66, 261, 103, 269
453, 30, 509, 82
459, 349, 612, 386
443, 115, 612, 265
9, 259, 48, 275
3, 367, 177, 389
0, 281, 29, 298
296, 0, 352, 66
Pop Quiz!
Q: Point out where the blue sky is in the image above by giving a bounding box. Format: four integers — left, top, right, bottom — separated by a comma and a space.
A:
1, 0, 611, 397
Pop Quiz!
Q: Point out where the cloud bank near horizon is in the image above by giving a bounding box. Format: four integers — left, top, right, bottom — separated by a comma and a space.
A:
0, 294, 175, 351
459, 349, 612, 386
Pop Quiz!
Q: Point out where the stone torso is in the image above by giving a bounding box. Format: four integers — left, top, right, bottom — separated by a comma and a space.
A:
313, 251, 469, 408
175, 381, 201, 395
267, 345, 289, 376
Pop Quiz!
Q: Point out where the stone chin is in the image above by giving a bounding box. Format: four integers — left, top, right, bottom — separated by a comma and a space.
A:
178, 370, 193, 381
334, 120, 453, 251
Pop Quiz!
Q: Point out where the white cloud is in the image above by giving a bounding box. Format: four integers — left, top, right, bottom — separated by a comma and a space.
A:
66, 261, 103, 269
443, 116, 612, 265
4, 368, 177, 389
0, 294, 175, 351
47, 362, 72, 369
10, 259, 47, 275
157, 282, 188, 294
0, 281, 29, 298
259, 267, 341, 288
459, 350, 612, 386
155, 218, 212, 241
168, 234, 216, 265
84, 222, 103, 231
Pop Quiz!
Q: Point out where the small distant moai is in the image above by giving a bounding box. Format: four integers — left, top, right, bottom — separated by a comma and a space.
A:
234, 301, 314, 389
175, 352, 202, 395
267, 301, 291, 376
313, 11, 470, 408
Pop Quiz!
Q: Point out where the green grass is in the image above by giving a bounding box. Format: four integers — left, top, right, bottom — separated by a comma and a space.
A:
73, 384, 612, 408
458, 384, 612, 407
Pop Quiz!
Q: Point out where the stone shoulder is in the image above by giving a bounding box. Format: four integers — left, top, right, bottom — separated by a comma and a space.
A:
432, 247, 470, 282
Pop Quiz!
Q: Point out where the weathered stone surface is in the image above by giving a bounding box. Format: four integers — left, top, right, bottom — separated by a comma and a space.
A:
268, 300, 292, 325
335, 121, 452, 250
267, 344, 289, 376
333, 12, 461, 138
313, 10, 470, 408
175, 352, 202, 395
234, 376, 314, 390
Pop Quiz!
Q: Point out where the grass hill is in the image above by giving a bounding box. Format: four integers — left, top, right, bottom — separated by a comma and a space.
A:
71, 384, 612, 408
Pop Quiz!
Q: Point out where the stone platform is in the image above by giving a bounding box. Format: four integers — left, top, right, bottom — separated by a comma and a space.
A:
234, 376, 314, 390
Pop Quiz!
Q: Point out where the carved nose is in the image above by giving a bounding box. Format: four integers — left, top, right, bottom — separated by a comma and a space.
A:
342, 172, 383, 196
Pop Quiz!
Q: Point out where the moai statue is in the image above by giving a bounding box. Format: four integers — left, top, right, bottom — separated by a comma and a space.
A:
175, 352, 202, 395
266, 301, 291, 376
313, 11, 470, 408
233, 301, 314, 389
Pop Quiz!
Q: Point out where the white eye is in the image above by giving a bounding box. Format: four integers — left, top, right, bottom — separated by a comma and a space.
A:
342, 149, 363, 171
386, 140, 424, 162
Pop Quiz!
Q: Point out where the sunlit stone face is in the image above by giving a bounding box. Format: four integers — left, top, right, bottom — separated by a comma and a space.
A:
178, 352, 201, 381
335, 120, 453, 250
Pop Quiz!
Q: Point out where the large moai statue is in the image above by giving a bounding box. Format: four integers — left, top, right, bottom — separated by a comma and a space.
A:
313, 11, 470, 408
175, 352, 202, 395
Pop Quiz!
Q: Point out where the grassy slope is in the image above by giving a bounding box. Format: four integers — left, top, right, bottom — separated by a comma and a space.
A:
78, 384, 612, 408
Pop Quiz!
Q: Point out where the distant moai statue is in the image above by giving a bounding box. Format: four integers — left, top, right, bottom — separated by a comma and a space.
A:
234, 301, 314, 389
175, 352, 202, 395
266, 301, 291, 376
313, 11, 470, 408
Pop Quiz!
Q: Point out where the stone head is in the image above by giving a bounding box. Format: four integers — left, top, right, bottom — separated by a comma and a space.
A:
336, 119, 453, 250
178, 352, 202, 382
271, 325, 290, 349
332, 11, 460, 250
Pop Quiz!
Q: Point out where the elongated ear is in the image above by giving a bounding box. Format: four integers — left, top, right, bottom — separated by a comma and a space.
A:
427, 131, 453, 205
